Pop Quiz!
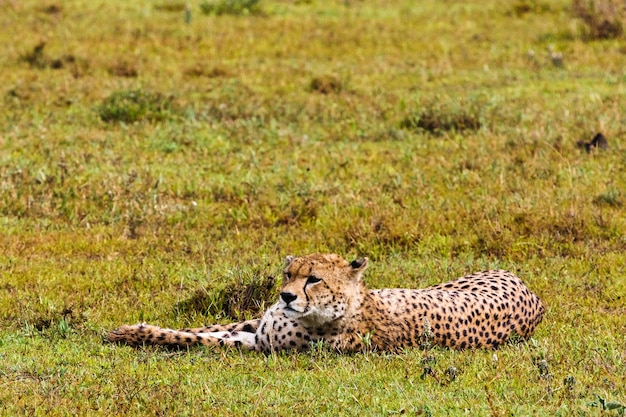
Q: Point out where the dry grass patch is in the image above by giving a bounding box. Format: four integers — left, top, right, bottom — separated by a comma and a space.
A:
573, 0, 625, 39
400, 97, 486, 135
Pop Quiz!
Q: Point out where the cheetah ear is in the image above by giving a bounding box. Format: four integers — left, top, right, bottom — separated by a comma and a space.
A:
349, 257, 368, 280
284, 255, 295, 267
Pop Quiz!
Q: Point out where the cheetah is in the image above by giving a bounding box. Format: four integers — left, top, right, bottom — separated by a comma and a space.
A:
108, 253, 545, 352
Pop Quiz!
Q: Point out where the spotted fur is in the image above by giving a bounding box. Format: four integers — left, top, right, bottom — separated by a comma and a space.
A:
108, 254, 545, 352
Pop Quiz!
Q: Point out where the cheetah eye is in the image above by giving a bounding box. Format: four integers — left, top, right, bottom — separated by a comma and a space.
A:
306, 275, 322, 285
283, 272, 291, 281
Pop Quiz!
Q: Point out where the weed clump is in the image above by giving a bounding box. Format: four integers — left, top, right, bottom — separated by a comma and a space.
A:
40, 4, 62, 14
200, 0, 261, 15
177, 274, 275, 321
577, 132, 609, 152
98, 90, 175, 123
154, 1, 187, 12
184, 64, 229, 78
400, 98, 483, 135
20, 42, 88, 76
511, 0, 551, 16
418, 317, 434, 351
572, 0, 625, 40
309, 75, 343, 94
564, 375, 577, 395
108, 61, 139, 78
588, 395, 626, 414
20, 42, 49, 68
593, 189, 622, 207
15, 303, 84, 339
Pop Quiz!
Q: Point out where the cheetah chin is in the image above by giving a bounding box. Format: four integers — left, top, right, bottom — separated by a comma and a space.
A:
108, 253, 545, 353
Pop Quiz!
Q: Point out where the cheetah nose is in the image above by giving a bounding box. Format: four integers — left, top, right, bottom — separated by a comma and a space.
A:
280, 292, 297, 305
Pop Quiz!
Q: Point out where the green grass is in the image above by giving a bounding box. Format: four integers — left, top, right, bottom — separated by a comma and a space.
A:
1, 0, 625, 415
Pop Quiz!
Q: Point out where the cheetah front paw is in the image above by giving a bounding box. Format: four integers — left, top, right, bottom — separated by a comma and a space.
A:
207, 331, 257, 350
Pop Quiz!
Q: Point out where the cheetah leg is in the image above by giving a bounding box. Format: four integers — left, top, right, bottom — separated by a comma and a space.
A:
206, 331, 257, 350
180, 319, 260, 334
107, 323, 255, 349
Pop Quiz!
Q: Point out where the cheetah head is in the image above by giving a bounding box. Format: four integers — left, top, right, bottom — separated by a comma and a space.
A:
278, 253, 368, 327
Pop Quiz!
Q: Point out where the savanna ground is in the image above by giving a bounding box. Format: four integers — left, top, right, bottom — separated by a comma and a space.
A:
1, 0, 625, 415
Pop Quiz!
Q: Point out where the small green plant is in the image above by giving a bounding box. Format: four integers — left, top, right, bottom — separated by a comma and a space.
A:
419, 365, 435, 380
309, 339, 327, 355
572, 0, 625, 40
200, 0, 261, 16
507, 330, 526, 346
359, 330, 374, 351
97, 90, 175, 123
57, 318, 71, 338
536, 359, 552, 380
588, 395, 626, 415
564, 375, 576, 396
445, 366, 458, 382
593, 189, 623, 207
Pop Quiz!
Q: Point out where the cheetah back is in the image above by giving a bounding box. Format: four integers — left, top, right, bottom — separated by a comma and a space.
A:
370, 270, 545, 349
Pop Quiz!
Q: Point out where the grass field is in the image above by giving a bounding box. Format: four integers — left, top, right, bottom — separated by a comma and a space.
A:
1, 0, 625, 415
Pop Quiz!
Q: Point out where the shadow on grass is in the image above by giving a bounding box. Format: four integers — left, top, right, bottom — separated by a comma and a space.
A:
176, 274, 276, 321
